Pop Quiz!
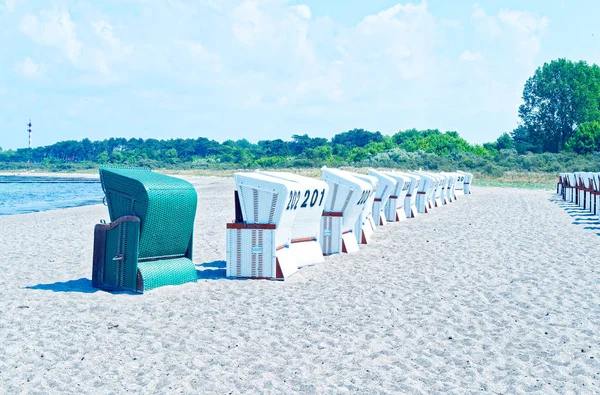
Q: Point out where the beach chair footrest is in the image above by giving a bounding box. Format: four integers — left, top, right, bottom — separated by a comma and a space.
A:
137, 257, 197, 292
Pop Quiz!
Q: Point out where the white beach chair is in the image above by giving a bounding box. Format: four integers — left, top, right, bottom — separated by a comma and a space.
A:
321, 167, 373, 255
592, 173, 600, 216
438, 173, 451, 205
394, 171, 420, 218
458, 171, 474, 195
428, 173, 444, 208
353, 173, 379, 244
367, 169, 397, 226
564, 173, 577, 203
579, 172, 594, 211
411, 171, 434, 214
382, 172, 411, 222
226, 173, 300, 280
557, 173, 565, 197
440, 172, 457, 204
256, 171, 329, 267
454, 172, 466, 197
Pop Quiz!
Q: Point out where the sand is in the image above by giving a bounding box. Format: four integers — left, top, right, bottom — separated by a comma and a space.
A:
0, 179, 599, 393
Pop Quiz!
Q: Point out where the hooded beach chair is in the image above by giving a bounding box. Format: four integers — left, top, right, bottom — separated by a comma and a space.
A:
92, 166, 198, 293
320, 167, 373, 255
367, 169, 397, 225
255, 171, 329, 267
353, 173, 379, 244
226, 172, 300, 280
382, 171, 411, 222
395, 172, 420, 218
411, 171, 434, 213
458, 171, 474, 195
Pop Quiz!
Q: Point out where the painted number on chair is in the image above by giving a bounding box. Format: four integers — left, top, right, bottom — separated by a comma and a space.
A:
356, 189, 372, 205
287, 189, 326, 210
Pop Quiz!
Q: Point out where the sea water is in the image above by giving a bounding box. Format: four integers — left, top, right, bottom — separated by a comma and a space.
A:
0, 176, 104, 215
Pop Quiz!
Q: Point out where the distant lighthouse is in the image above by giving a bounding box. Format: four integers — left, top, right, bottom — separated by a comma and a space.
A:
28, 119, 32, 149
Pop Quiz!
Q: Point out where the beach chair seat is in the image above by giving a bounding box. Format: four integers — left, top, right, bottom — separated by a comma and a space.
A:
92, 166, 198, 293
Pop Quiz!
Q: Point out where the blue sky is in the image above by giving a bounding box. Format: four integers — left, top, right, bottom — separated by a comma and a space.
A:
0, 0, 598, 149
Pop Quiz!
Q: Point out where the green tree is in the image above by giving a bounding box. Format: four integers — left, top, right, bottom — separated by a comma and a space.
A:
518, 58, 600, 152
495, 133, 514, 150
565, 121, 600, 154
331, 129, 385, 148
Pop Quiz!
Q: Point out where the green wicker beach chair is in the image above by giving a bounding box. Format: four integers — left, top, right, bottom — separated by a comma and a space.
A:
92, 166, 198, 293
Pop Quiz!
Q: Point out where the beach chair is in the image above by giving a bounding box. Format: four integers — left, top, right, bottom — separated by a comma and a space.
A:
557, 174, 565, 197
453, 172, 466, 197
428, 173, 443, 208
367, 169, 397, 225
226, 172, 300, 280
393, 172, 420, 218
382, 171, 411, 222
411, 171, 434, 213
92, 166, 198, 293
255, 171, 329, 267
569, 173, 577, 203
320, 167, 373, 255
440, 173, 456, 204
458, 171, 474, 194
438, 173, 451, 205
353, 173, 379, 244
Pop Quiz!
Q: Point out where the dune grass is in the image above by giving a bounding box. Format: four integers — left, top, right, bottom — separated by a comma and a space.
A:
2, 167, 559, 190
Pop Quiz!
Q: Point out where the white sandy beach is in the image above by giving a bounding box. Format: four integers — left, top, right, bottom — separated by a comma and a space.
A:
0, 178, 599, 393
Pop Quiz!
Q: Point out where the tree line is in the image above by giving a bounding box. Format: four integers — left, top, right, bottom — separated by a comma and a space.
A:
0, 128, 494, 168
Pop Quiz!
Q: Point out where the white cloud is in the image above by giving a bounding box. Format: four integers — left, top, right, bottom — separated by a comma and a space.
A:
15, 57, 43, 78
293, 4, 311, 20
176, 40, 222, 72
20, 9, 82, 63
472, 4, 502, 37
5, 0, 15, 12
339, 1, 438, 83
441, 18, 461, 29
498, 10, 549, 62
19, 8, 135, 77
460, 50, 484, 62
91, 20, 134, 74
472, 4, 549, 66
231, 0, 315, 63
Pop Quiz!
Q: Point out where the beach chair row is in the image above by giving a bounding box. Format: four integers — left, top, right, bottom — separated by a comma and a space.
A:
90, 166, 473, 293
226, 168, 473, 280
557, 172, 600, 215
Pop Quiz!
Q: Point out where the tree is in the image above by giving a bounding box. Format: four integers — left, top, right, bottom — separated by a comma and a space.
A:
331, 129, 384, 148
495, 133, 514, 150
518, 58, 600, 152
565, 121, 600, 154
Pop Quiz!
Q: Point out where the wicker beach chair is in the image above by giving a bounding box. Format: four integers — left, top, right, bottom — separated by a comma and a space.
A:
92, 166, 198, 293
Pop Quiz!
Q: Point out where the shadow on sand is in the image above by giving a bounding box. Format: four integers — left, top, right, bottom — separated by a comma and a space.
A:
26, 278, 101, 293
552, 196, 600, 232
26, 260, 242, 292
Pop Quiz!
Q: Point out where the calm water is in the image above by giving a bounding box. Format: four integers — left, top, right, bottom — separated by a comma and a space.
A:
0, 176, 104, 215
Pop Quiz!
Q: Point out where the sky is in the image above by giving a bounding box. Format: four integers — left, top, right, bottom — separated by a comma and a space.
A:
0, 0, 599, 150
